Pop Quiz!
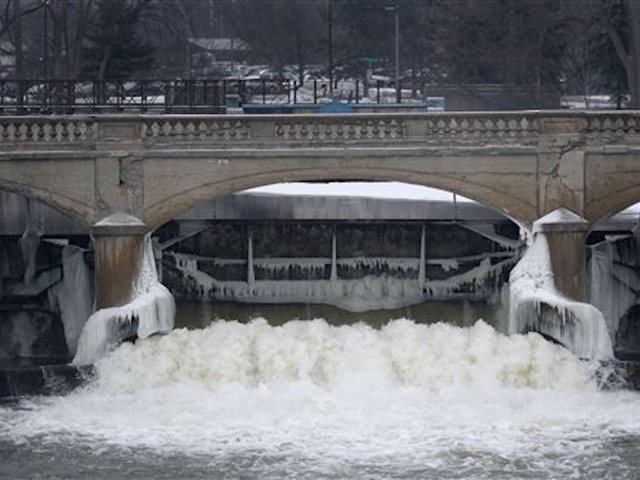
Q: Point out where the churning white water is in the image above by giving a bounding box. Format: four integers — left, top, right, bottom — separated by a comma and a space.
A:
3, 319, 640, 479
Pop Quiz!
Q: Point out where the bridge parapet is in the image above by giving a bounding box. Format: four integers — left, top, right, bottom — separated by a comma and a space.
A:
139, 112, 543, 146
0, 111, 638, 150
0, 117, 97, 147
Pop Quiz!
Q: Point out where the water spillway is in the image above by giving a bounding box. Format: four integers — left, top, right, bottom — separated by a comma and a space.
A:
2, 318, 640, 479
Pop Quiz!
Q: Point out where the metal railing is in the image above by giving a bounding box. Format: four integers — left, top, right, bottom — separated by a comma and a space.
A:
0, 78, 571, 115
0, 79, 294, 114
0, 78, 422, 115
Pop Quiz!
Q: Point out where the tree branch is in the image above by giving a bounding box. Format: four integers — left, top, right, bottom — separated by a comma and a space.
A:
607, 22, 631, 73
0, 2, 44, 40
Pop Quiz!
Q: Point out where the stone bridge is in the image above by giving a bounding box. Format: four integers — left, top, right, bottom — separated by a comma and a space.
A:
1, 111, 640, 309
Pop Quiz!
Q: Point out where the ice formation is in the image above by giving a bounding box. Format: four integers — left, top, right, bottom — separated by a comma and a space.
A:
588, 234, 640, 343
509, 231, 613, 359
19, 225, 40, 284
51, 245, 93, 355
168, 251, 514, 312
73, 235, 175, 365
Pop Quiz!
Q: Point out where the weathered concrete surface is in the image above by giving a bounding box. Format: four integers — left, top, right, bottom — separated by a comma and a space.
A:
1, 112, 640, 233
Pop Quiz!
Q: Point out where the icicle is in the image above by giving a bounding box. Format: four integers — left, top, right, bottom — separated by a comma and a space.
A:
247, 231, 255, 287
19, 199, 40, 285
418, 224, 426, 290
330, 229, 338, 282
52, 245, 93, 356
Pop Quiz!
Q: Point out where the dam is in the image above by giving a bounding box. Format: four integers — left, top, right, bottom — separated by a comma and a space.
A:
4, 113, 640, 479
3, 182, 640, 479
1, 184, 519, 362
2, 177, 640, 365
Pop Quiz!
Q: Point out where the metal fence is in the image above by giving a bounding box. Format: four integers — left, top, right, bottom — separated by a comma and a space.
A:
0, 78, 419, 114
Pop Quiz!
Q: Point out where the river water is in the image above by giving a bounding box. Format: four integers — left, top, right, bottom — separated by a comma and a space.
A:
2, 306, 640, 479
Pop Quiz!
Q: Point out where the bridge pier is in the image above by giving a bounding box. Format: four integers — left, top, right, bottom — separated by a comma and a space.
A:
92, 215, 149, 309
533, 209, 590, 301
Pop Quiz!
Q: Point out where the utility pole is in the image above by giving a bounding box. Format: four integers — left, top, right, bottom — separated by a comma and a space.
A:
328, 0, 333, 95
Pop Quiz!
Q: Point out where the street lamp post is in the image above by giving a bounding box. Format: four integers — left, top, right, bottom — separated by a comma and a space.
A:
43, 0, 50, 80
328, 0, 333, 95
386, 4, 400, 103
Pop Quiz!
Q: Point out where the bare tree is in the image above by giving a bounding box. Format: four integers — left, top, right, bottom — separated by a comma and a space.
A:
0, 0, 44, 77
604, 0, 640, 107
227, 0, 326, 83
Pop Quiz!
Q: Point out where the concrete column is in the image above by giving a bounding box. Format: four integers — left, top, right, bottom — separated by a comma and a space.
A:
152, 237, 163, 283
534, 209, 590, 301
330, 228, 338, 282
92, 215, 148, 309
418, 224, 426, 289
247, 231, 255, 286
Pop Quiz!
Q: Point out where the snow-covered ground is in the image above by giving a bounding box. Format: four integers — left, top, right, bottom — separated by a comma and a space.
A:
244, 182, 474, 202
244, 182, 640, 224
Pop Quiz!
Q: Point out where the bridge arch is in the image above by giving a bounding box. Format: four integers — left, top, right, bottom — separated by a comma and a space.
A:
143, 164, 533, 232
587, 186, 640, 230
0, 179, 94, 230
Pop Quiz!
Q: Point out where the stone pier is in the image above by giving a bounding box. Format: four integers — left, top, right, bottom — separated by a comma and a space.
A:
533, 208, 590, 302
92, 213, 148, 309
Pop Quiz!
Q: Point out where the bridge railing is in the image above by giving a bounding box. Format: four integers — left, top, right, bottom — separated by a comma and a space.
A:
0, 79, 304, 114
0, 78, 445, 115
0, 111, 638, 146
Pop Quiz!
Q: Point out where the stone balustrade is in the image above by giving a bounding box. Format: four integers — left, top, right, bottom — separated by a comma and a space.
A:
0, 111, 637, 148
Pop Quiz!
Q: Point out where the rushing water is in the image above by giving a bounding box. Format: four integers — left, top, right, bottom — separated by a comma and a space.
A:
2, 314, 640, 479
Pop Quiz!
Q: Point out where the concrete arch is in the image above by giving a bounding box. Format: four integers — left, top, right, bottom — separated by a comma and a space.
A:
0, 179, 94, 230
143, 164, 533, 231
587, 185, 640, 228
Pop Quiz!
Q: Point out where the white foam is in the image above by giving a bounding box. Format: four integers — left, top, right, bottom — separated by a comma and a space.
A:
3, 318, 640, 476
93, 319, 588, 393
